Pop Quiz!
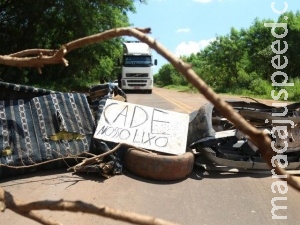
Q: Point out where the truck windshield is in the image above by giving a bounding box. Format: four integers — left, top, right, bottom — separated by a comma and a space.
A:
123, 56, 152, 67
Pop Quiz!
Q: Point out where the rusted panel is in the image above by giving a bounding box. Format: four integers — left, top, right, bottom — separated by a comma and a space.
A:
275, 125, 300, 150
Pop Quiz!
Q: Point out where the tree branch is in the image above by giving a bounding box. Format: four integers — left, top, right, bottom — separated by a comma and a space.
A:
0, 187, 179, 225
121, 27, 300, 191
0, 27, 151, 68
68, 143, 154, 173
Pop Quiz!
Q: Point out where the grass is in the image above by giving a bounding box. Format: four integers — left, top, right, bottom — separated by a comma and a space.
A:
156, 83, 299, 102
158, 84, 198, 93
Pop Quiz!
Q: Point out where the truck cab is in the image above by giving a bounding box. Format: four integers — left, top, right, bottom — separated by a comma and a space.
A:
119, 41, 157, 94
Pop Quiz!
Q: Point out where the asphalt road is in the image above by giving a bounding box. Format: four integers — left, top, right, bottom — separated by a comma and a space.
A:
1, 87, 299, 225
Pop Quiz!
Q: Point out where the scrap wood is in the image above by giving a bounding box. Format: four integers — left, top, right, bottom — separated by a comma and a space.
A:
68, 143, 154, 173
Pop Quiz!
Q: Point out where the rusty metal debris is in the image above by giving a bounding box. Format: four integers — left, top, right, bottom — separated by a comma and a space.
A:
189, 100, 300, 173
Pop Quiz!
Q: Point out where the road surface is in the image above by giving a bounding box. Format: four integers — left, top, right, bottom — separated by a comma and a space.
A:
1, 87, 299, 225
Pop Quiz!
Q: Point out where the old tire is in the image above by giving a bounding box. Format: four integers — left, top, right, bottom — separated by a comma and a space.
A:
124, 148, 195, 181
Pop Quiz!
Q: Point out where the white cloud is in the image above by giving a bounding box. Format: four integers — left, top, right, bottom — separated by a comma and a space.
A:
174, 38, 215, 57
175, 28, 191, 33
193, 0, 213, 3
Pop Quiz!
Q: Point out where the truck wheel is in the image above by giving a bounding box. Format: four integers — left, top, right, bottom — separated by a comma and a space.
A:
124, 148, 194, 181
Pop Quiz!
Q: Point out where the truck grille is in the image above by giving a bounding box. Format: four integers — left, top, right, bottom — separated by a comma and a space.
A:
128, 83, 147, 87
127, 79, 147, 87
128, 80, 147, 83
126, 73, 148, 78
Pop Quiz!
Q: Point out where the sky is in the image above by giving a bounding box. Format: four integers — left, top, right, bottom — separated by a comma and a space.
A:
127, 0, 299, 74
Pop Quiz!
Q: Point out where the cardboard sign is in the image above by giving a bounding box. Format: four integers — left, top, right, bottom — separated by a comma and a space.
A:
94, 99, 189, 155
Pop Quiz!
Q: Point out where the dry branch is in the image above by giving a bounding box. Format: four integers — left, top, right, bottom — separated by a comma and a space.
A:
0, 187, 179, 225
0, 27, 151, 68
68, 143, 154, 173
1, 26, 300, 225
0, 156, 86, 169
120, 27, 300, 192
9, 49, 58, 57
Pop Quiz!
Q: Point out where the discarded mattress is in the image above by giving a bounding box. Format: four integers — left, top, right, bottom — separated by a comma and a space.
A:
0, 81, 95, 177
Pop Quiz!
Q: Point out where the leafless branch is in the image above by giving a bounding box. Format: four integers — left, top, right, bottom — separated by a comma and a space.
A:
0, 187, 179, 225
120, 27, 300, 192
0, 27, 151, 68
0, 156, 86, 169
68, 143, 154, 173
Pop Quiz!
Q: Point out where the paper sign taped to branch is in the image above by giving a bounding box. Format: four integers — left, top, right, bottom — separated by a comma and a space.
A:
94, 99, 189, 155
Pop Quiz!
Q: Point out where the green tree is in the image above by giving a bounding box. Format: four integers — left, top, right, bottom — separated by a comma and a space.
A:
0, 0, 144, 91
199, 28, 246, 90
157, 11, 300, 96
155, 64, 173, 87
277, 11, 300, 80
240, 18, 275, 79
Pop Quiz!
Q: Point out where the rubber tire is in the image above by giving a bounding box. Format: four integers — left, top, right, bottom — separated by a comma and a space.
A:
124, 148, 195, 181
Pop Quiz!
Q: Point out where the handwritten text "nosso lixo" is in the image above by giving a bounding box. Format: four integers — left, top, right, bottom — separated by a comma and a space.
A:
94, 100, 189, 155
96, 102, 170, 148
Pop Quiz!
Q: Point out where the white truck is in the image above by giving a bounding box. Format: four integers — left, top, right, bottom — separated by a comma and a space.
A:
119, 41, 157, 94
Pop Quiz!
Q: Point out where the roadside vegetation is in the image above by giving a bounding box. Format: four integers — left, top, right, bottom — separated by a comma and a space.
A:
0, 0, 145, 92
155, 11, 300, 101
1, 2, 299, 101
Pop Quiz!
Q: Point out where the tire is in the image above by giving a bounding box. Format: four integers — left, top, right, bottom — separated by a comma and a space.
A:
124, 148, 194, 181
